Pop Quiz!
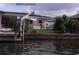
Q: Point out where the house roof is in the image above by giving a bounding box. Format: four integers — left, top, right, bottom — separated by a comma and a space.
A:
29, 14, 55, 21
71, 14, 79, 18
0, 10, 27, 17
0, 10, 55, 21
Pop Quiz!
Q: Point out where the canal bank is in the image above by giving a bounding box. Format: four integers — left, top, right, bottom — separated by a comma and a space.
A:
0, 31, 20, 41
0, 33, 79, 41
24, 33, 79, 40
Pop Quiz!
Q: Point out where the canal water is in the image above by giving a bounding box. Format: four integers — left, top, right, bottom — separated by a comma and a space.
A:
0, 39, 79, 55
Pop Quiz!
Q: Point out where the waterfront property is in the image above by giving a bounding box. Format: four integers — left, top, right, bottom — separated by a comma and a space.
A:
0, 10, 56, 41
0, 10, 79, 33
0, 11, 27, 31
0, 11, 55, 31
0, 3, 79, 55
26, 13, 55, 29
70, 13, 79, 22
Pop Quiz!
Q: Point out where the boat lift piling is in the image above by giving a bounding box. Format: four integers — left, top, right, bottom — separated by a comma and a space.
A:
20, 18, 25, 43
15, 11, 37, 42
14, 16, 25, 42
14, 16, 25, 53
14, 12, 37, 53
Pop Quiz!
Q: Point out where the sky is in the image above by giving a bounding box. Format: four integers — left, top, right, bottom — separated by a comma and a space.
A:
0, 3, 79, 17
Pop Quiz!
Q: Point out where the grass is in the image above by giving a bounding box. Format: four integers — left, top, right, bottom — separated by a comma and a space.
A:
32, 29, 61, 34
35, 29, 53, 34
25, 29, 63, 34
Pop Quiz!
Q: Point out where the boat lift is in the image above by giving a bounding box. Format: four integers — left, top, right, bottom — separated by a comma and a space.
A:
15, 12, 37, 42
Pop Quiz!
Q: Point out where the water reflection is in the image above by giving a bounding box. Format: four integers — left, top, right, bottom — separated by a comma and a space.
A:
0, 39, 79, 55
54, 39, 79, 55
0, 42, 21, 55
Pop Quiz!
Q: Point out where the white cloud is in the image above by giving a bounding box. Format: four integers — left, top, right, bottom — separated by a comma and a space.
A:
0, 4, 7, 7
0, 3, 78, 17
34, 7, 79, 17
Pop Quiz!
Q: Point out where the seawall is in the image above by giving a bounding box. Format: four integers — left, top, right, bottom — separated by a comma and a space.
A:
24, 33, 79, 39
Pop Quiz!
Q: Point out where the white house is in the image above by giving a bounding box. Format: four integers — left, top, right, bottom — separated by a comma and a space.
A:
23, 12, 56, 29
0, 10, 56, 31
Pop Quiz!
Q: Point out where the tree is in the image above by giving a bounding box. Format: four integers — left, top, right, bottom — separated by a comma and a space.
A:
24, 19, 31, 32
68, 20, 79, 33
53, 17, 66, 33
53, 15, 70, 33
62, 15, 70, 32
53, 15, 79, 33
8, 16, 17, 31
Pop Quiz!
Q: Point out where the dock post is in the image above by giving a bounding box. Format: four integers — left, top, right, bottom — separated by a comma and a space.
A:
20, 18, 25, 42
19, 18, 25, 53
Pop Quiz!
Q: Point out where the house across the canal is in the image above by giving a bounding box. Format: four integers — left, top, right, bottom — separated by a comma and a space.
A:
0, 11, 55, 31
26, 12, 55, 29
0, 11, 27, 31
70, 13, 79, 21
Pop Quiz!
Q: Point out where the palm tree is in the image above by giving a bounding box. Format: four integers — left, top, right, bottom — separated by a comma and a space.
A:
53, 15, 70, 33
53, 17, 66, 33
62, 15, 70, 32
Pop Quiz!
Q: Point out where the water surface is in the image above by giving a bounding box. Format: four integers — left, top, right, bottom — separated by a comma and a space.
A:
0, 39, 79, 55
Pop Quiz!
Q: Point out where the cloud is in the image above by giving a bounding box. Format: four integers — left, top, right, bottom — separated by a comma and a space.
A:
0, 4, 7, 7
34, 7, 79, 17
0, 3, 78, 17
0, 3, 11, 11
24, 3, 79, 17
25, 6, 33, 13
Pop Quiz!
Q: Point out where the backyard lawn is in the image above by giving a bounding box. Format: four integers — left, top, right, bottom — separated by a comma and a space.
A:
31, 29, 61, 34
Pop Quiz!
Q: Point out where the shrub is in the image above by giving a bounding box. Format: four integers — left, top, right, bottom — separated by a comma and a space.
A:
30, 29, 37, 33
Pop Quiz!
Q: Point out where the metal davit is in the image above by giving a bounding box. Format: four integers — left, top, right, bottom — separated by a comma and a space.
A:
14, 11, 37, 53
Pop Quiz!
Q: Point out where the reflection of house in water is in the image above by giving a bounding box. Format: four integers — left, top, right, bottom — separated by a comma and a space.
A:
0, 11, 56, 31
